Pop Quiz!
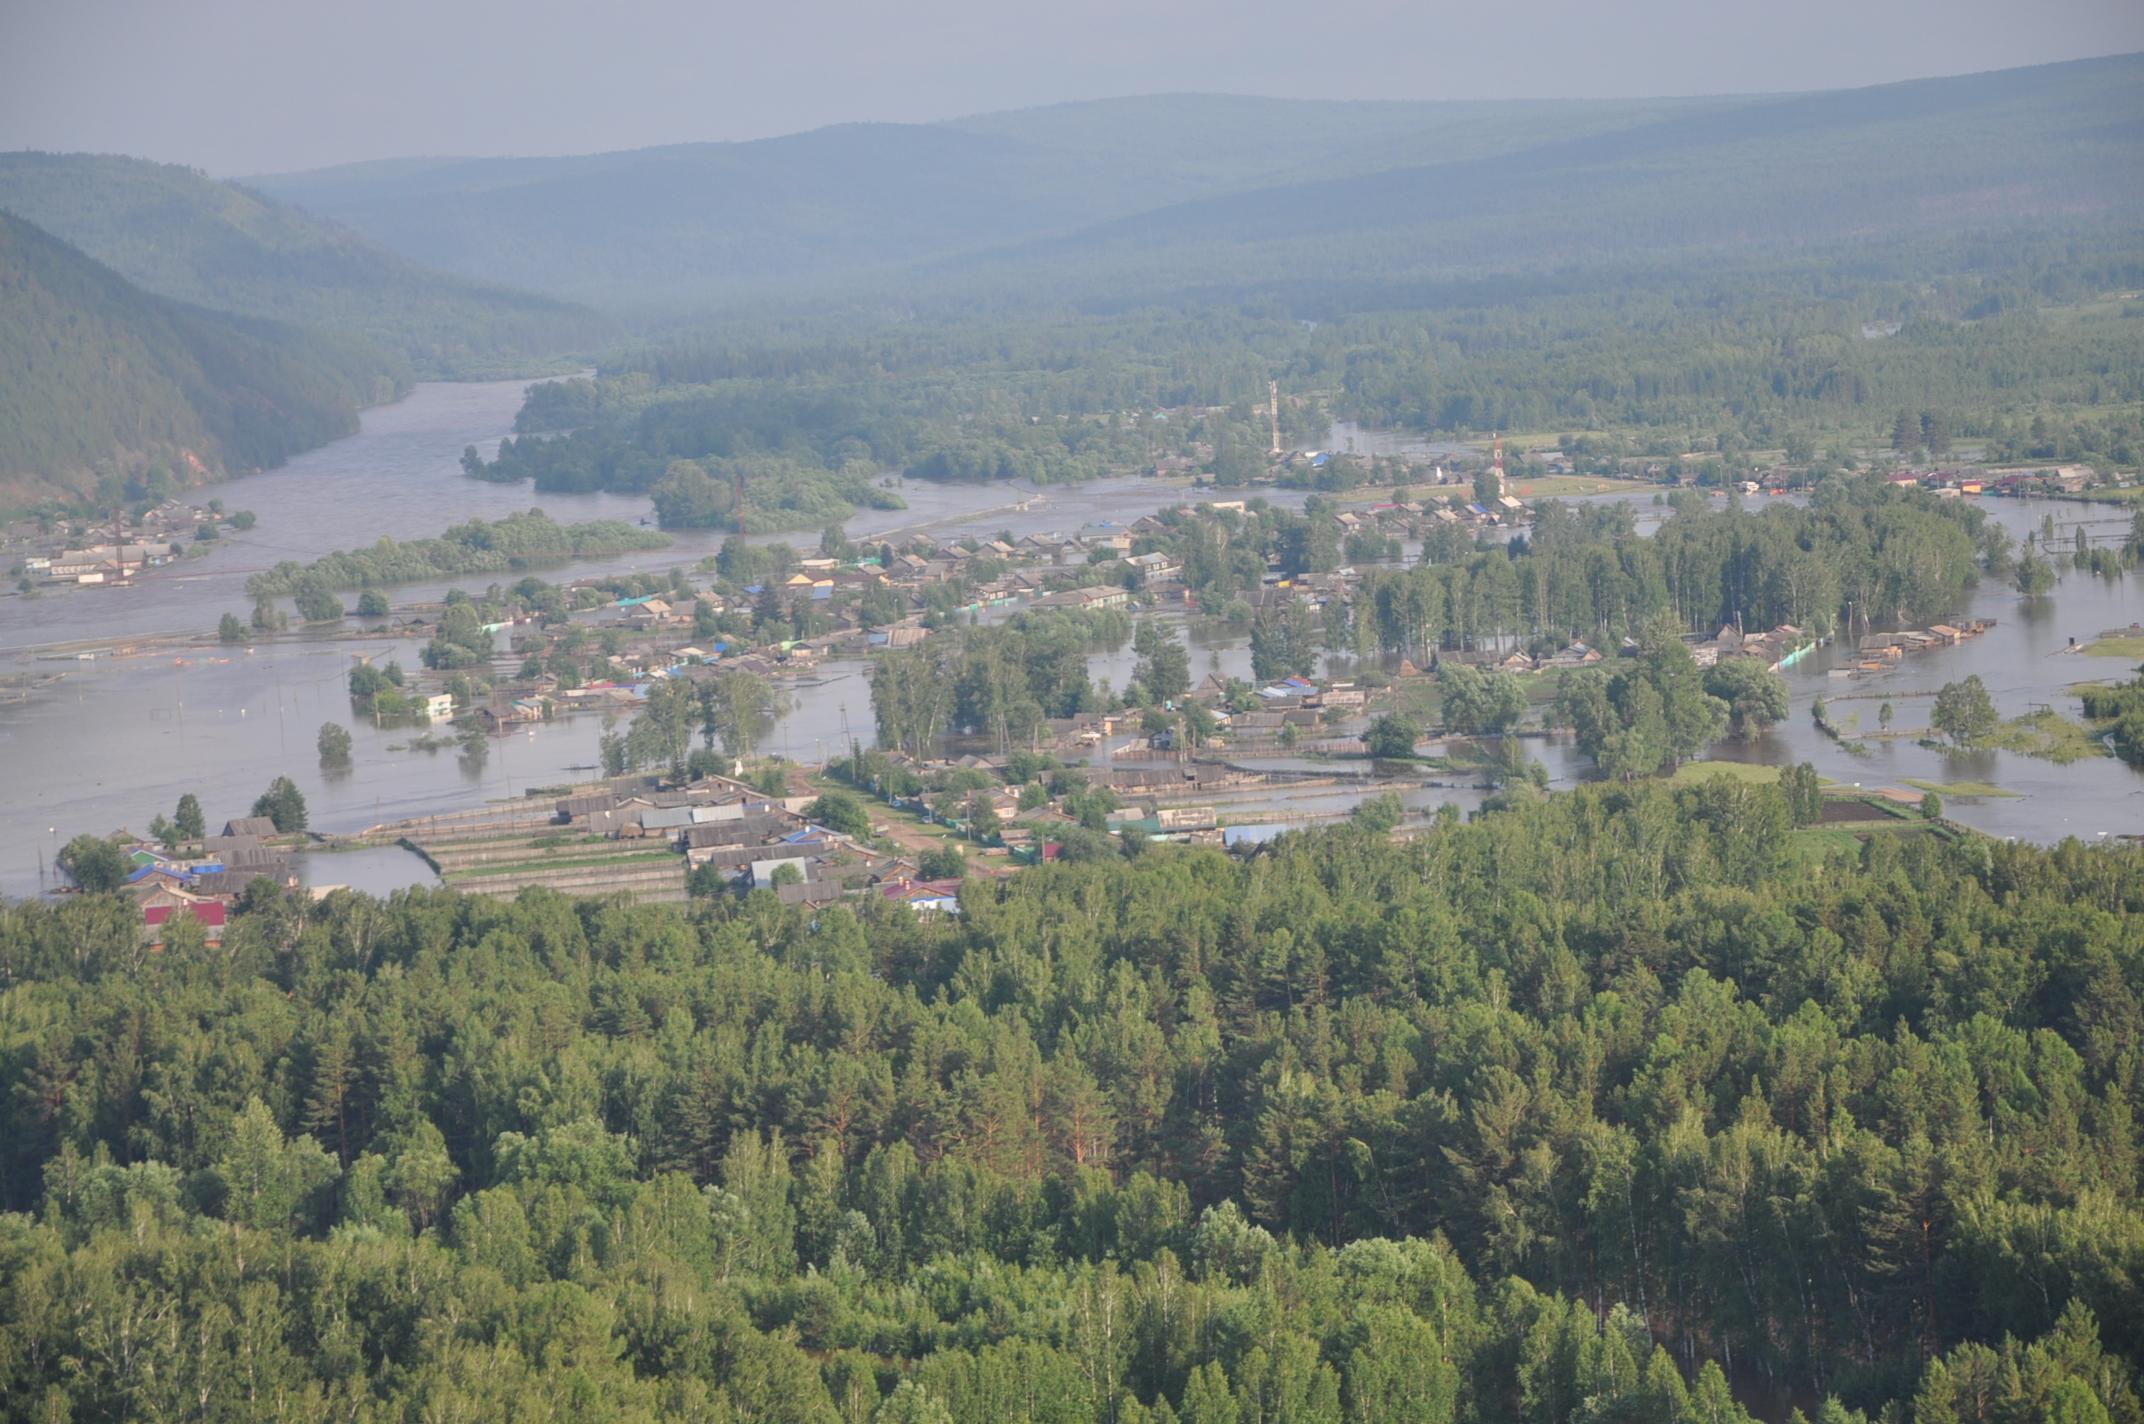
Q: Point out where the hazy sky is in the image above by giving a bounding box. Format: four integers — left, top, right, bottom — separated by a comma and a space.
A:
2, 0, 2139, 174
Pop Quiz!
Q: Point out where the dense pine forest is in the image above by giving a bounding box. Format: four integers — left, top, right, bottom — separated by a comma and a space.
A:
2, 789, 2139, 1421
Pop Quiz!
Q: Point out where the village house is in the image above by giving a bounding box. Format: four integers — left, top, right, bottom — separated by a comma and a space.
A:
1126, 551, 1180, 583
1037, 584, 1132, 612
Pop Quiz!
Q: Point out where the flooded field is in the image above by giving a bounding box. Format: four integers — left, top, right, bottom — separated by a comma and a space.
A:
0, 629, 607, 897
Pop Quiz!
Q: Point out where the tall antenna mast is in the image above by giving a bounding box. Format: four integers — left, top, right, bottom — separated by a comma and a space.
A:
1268, 380, 1282, 457
1492, 433, 1505, 497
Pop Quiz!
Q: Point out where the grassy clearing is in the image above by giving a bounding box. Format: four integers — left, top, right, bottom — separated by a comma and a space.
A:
1517, 671, 1565, 704
1983, 710, 2107, 764
809, 770, 963, 851
1508, 476, 1661, 499
427, 831, 606, 852
1669, 761, 1781, 786
1786, 827, 1863, 867
1380, 679, 1442, 723
1905, 778, 2021, 799
1789, 818, 1944, 872
1381, 672, 1563, 727
2083, 635, 2144, 659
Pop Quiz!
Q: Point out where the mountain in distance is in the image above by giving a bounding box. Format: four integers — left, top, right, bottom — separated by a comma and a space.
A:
0, 210, 392, 509
938, 52, 2144, 312
248, 92, 1710, 310
0, 152, 616, 377
246, 55, 2143, 315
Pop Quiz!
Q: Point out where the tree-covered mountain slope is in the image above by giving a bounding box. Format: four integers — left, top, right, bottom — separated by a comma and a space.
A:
0, 151, 615, 376
0, 211, 393, 508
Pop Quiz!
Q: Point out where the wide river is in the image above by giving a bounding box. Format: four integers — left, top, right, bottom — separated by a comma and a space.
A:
0, 380, 2137, 896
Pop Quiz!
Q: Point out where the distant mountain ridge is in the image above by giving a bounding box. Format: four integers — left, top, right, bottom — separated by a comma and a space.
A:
244, 93, 1719, 309
936, 52, 2144, 311
0, 152, 616, 377
0, 211, 396, 508
242, 56, 2144, 314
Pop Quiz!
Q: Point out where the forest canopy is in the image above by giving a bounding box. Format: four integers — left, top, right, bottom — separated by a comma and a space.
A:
2, 788, 2139, 1422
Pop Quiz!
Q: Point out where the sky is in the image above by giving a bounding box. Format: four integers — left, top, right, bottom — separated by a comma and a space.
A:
1, 0, 2140, 175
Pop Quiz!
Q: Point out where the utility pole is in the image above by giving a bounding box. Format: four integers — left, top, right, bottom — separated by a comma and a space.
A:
1269, 381, 1282, 457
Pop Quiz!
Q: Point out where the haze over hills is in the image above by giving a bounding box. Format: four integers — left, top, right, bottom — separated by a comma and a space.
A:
246, 92, 1731, 310
247, 55, 2144, 314
0, 211, 396, 507
946, 52, 2144, 313
0, 152, 616, 376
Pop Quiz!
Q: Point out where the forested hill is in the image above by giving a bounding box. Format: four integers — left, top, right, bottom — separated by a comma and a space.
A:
0, 152, 616, 376
0, 211, 393, 508
247, 55, 2142, 313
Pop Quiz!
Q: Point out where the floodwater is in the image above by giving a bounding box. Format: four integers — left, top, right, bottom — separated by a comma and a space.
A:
1687, 497, 2144, 842
0, 626, 617, 898
302, 843, 441, 896
2, 385, 2137, 899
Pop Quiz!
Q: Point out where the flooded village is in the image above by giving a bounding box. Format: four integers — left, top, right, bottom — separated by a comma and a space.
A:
6, 377, 2144, 924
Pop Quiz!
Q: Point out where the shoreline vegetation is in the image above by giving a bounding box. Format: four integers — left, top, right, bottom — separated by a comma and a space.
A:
243, 509, 668, 597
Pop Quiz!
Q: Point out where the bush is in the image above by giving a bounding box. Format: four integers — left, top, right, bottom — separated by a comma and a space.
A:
1351, 793, 1405, 835
1932, 676, 1999, 747
917, 847, 967, 880
252, 776, 309, 833
1365, 714, 1421, 759
295, 583, 344, 623
805, 790, 872, 839
60, 834, 130, 892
